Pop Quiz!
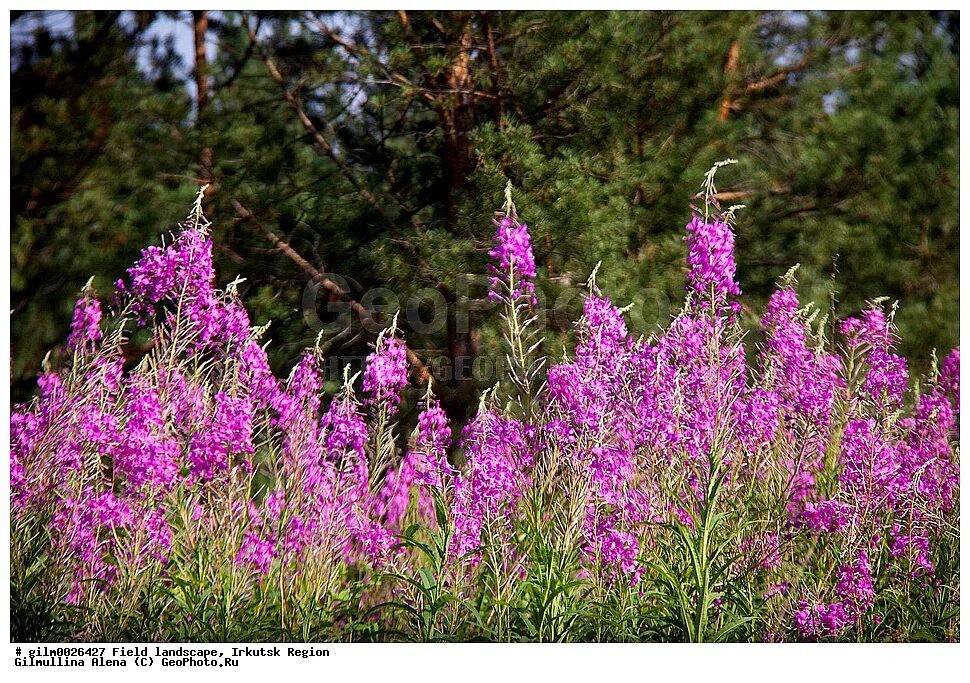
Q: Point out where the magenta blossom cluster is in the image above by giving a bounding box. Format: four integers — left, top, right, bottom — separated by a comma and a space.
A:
795, 550, 875, 639
51, 488, 172, 605
684, 215, 742, 310
488, 215, 537, 304
67, 296, 103, 355
10, 211, 445, 603
451, 408, 534, 561
363, 332, 409, 414
489, 210, 956, 639
841, 308, 909, 409
120, 223, 250, 353
380, 394, 453, 528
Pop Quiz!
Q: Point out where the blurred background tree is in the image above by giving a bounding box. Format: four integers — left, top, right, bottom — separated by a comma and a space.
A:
10, 10, 959, 418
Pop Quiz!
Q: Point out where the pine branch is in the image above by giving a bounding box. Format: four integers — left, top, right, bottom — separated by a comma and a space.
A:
232, 198, 434, 386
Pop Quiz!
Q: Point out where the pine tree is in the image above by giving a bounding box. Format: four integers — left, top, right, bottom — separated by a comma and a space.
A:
11, 10, 958, 412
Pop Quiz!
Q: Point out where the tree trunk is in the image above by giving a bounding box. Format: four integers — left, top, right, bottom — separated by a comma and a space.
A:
193, 10, 214, 184
437, 17, 476, 233
435, 16, 481, 422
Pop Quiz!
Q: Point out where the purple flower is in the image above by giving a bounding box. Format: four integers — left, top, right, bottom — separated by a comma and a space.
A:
112, 378, 181, 490
67, 296, 103, 354
841, 308, 891, 350
318, 390, 370, 503
684, 215, 741, 308
740, 532, 782, 571
347, 512, 402, 570
236, 339, 284, 412
939, 347, 959, 411
902, 384, 959, 514
382, 394, 453, 527
363, 333, 409, 414
889, 531, 934, 577
187, 391, 255, 482
760, 286, 841, 428
140, 506, 174, 565
413, 397, 452, 488
121, 221, 251, 354
842, 306, 909, 408
451, 408, 533, 562
598, 528, 642, 585
797, 499, 852, 534
488, 215, 537, 304
49, 488, 170, 602
794, 550, 875, 640
237, 530, 277, 576
839, 419, 900, 504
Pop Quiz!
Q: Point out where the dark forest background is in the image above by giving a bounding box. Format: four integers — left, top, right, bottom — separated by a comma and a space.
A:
9, 10, 959, 418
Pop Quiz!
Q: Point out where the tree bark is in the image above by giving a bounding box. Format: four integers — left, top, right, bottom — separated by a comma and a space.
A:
436, 16, 476, 233
717, 40, 741, 121
232, 199, 435, 386
434, 17, 481, 419
193, 10, 214, 185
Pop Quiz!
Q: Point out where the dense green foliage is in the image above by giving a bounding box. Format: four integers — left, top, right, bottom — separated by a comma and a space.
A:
11, 10, 959, 417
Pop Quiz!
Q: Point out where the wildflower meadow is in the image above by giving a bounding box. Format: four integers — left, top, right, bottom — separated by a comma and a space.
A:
10, 167, 959, 643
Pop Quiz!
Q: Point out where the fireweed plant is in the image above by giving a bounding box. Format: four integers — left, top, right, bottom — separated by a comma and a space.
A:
10, 170, 959, 642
